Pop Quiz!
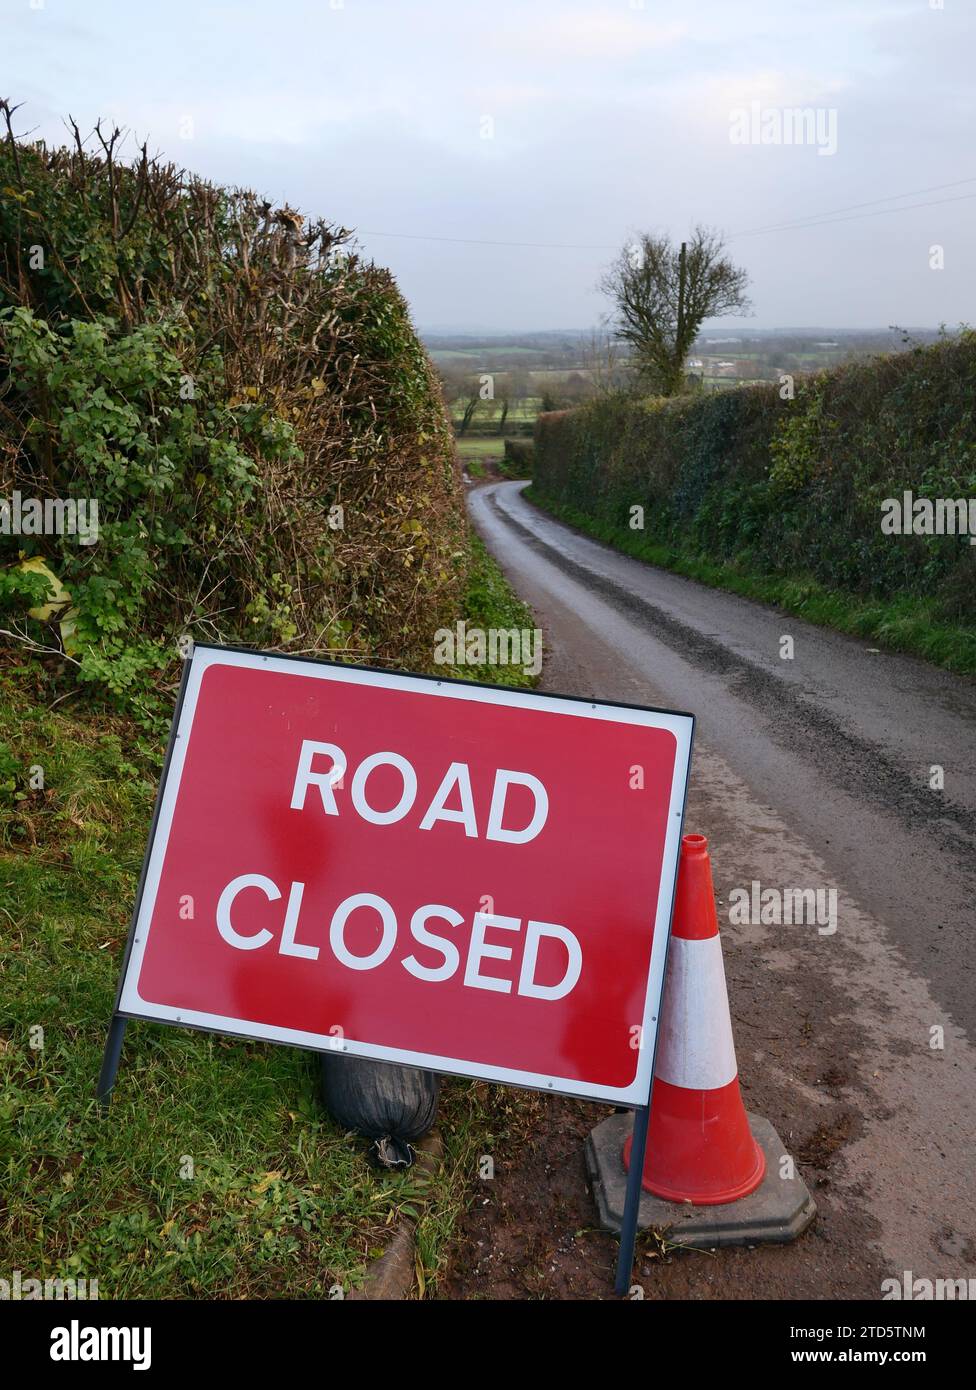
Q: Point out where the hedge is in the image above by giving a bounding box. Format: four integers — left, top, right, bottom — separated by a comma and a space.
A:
0, 112, 465, 725
533, 338, 976, 622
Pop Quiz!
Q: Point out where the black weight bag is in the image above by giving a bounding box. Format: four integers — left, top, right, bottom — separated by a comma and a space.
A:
320, 1053, 439, 1169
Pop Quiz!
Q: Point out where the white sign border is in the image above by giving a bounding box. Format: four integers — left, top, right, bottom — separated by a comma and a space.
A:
116, 644, 694, 1107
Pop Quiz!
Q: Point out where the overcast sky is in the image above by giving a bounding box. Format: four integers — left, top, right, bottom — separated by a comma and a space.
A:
4, 0, 973, 332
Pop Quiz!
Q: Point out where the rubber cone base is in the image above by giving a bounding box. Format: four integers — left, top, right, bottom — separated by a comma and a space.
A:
587, 1111, 816, 1248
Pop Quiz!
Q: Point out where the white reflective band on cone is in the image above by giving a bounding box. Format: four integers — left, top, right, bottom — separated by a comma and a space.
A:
654, 934, 738, 1091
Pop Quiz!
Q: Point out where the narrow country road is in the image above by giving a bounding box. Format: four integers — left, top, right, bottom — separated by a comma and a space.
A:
446, 478, 976, 1300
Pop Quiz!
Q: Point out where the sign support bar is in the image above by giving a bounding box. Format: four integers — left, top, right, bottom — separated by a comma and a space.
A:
97, 1014, 127, 1107
614, 1103, 651, 1296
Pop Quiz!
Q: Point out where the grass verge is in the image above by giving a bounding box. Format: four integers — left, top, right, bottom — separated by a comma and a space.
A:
525, 487, 976, 677
458, 533, 537, 689
0, 534, 538, 1299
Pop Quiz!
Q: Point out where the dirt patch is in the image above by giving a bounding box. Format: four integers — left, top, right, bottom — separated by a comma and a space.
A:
437, 1094, 617, 1299
437, 1088, 883, 1301
798, 1111, 859, 1170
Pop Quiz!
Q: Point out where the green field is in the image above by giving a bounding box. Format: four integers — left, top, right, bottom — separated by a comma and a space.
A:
451, 401, 541, 427
429, 347, 542, 364
456, 436, 507, 460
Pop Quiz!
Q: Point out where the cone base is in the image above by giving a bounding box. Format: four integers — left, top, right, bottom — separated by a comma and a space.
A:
587, 1111, 817, 1246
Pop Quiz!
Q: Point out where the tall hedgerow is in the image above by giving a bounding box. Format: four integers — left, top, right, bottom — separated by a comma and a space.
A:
533, 335, 976, 623
0, 103, 465, 726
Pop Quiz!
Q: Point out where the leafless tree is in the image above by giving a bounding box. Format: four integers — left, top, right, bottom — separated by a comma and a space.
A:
582, 330, 630, 397
439, 368, 486, 435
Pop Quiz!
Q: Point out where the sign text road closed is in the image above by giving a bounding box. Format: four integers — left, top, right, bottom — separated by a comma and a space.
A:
117, 646, 694, 1104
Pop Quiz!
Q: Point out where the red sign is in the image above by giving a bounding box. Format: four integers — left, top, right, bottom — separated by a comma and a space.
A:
117, 646, 694, 1104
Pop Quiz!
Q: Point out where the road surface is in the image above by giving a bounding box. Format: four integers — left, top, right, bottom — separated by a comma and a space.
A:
457, 478, 976, 1298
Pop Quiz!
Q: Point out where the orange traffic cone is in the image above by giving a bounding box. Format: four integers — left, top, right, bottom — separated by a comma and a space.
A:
623, 833, 765, 1204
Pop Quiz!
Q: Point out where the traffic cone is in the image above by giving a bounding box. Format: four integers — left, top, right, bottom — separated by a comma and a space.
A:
623, 833, 765, 1204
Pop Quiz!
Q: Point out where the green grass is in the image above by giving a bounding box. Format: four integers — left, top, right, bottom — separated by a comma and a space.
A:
0, 534, 539, 1299
525, 488, 976, 676
496, 458, 532, 482
455, 435, 534, 480
456, 533, 538, 689
456, 436, 506, 462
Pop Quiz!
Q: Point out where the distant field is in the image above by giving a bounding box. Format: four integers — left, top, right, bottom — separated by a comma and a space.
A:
447, 370, 591, 429
456, 436, 508, 460
446, 369, 585, 389
427, 330, 927, 386
526, 368, 587, 384
433, 334, 894, 417
451, 401, 541, 426
431, 346, 541, 363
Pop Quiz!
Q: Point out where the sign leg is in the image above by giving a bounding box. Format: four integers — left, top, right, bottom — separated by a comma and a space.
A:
614, 1104, 651, 1296
96, 1015, 127, 1107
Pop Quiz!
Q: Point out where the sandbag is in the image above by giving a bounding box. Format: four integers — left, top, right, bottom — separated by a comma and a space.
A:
320, 1054, 439, 1169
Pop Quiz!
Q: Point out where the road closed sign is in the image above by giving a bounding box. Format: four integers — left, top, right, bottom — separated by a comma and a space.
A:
115, 645, 694, 1105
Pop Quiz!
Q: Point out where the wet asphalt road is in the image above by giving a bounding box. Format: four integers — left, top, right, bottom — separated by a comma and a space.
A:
471, 479, 976, 1039
467, 479, 976, 1281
